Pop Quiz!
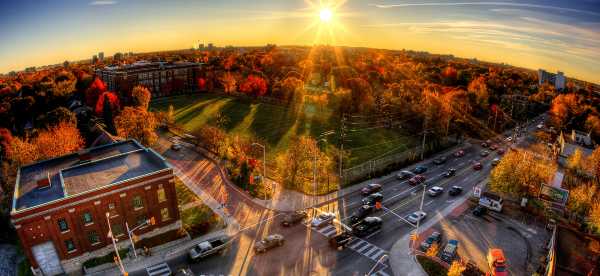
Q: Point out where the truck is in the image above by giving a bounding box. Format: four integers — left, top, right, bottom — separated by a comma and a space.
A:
487, 248, 508, 276
479, 192, 503, 212
188, 236, 230, 261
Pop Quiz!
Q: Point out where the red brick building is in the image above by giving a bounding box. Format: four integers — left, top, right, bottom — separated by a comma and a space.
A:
10, 140, 180, 275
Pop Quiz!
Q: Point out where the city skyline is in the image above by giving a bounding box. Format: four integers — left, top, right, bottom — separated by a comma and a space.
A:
1, 0, 599, 83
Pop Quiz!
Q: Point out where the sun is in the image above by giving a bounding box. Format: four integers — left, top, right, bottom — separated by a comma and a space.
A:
319, 8, 333, 22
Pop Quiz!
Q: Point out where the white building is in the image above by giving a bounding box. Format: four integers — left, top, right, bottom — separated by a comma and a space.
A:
538, 69, 566, 90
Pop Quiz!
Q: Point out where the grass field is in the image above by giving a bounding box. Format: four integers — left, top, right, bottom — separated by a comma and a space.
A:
150, 93, 417, 167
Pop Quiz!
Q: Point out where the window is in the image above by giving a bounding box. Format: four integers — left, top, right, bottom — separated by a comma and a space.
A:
57, 218, 69, 232
157, 187, 167, 203
65, 239, 76, 252
161, 208, 170, 221
88, 231, 100, 245
111, 223, 124, 237
82, 212, 93, 225
132, 195, 144, 210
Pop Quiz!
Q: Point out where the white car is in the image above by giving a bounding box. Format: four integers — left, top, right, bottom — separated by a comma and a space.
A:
537, 124, 544, 129
427, 186, 444, 197
311, 212, 335, 228
504, 136, 513, 142
407, 211, 427, 224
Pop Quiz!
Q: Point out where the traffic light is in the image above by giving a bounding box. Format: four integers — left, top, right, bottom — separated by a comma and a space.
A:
375, 201, 382, 210
149, 217, 156, 226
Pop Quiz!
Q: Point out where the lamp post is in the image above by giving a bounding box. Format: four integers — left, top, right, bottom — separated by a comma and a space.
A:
412, 183, 427, 253
105, 212, 126, 275
251, 143, 270, 196
125, 217, 155, 259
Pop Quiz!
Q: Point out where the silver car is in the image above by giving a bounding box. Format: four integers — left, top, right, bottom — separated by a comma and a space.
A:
406, 211, 427, 224
311, 212, 335, 228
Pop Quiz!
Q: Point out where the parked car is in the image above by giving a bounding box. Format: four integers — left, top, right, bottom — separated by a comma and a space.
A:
504, 136, 513, 142
491, 158, 501, 166
448, 186, 463, 196
171, 143, 182, 151
420, 231, 442, 252
489, 144, 498, 151
481, 142, 488, 148
396, 170, 415, 180
311, 212, 336, 228
361, 183, 382, 196
412, 166, 427, 174
254, 234, 285, 253
428, 186, 444, 197
281, 210, 307, 227
349, 205, 374, 224
473, 162, 483, 170
406, 211, 427, 224
497, 148, 505, 155
329, 231, 354, 249
408, 175, 426, 185
488, 248, 509, 276
443, 168, 456, 178
472, 205, 487, 216
188, 236, 230, 261
480, 150, 489, 157
453, 150, 465, 157
362, 193, 383, 206
352, 217, 383, 237
441, 240, 459, 262
433, 156, 447, 165
537, 124, 544, 129
175, 267, 195, 276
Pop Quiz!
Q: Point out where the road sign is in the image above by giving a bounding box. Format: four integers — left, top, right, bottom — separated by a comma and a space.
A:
473, 186, 482, 198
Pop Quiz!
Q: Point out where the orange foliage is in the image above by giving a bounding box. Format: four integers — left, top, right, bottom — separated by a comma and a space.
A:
86, 78, 107, 107
239, 75, 267, 97
95, 91, 120, 115
35, 122, 85, 160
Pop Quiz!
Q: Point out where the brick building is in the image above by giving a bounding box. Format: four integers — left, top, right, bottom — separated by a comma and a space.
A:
10, 140, 180, 275
96, 60, 202, 98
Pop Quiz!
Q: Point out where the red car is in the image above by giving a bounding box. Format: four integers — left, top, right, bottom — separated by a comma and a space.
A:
473, 162, 483, 170
408, 175, 426, 185
497, 148, 505, 155
361, 183, 382, 196
453, 150, 465, 157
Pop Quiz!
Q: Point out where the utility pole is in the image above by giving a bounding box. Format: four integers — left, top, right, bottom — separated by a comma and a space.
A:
413, 183, 427, 253
420, 128, 427, 160
339, 113, 346, 188
106, 213, 126, 275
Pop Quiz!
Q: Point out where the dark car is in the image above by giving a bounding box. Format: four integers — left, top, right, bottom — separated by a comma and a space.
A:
433, 156, 447, 165
281, 210, 307, 227
473, 162, 483, 170
453, 150, 465, 157
497, 148, 505, 155
361, 193, 383, 206
413, 166, 427, 174
352, 217, 383, 237
349, 205, 374, 224
396, 170, 415, 180
408, 175, 426, 185
473, 205, 487, 216
443, 168, 456, 178
420, 231, 442, 251
329, 231, 353, 249
448, 186, 463, 196
361, 183, 382, 196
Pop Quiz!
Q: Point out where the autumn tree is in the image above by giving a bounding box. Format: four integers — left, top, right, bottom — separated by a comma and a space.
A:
219, 72, 237, 93
490, 149, 556, 198
131, 85, 151, 110
43, 107, 77, 127
85, 77, 107, 107
567, 148, 585, 176
114, 107, 158, 146
589, 201, 600, 233
35, 122, 85, 160
425, 243, 439, 257
6, 138, 38, 166
447, 260, 467, 276
194, 125, 228, 156
567, 183, 597, 218
53, 71, 77, 97
586, 115, 600, 141
239, 75, 267, 97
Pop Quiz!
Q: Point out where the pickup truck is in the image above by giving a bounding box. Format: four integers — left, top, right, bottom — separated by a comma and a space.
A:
188, 236, 230, 261
329, 231, 354, 249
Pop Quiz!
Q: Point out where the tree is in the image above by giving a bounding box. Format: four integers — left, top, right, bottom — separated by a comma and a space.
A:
114, 107, 158, 146
194, 125, 227, 156
102, 94, 117, 135
567, 148, 585, 175
489, 149, 556, 198
586, 115, 600, 141
44, 107, 77, 127
85, 77, 107, 107
0, 128, 13, 159
447, 260, 466, 276
425, 243, 439, 257
6, 138, 38, 166
276, 136, 333, 193
589, 200, 600, 232
131, 85, 151, 110
53, 71, 77, 97
219, 72, 237, 93
239, 75, 267, 97
95, 91, 120, 116
35, 122, 85, 160
567, 183, 597, 218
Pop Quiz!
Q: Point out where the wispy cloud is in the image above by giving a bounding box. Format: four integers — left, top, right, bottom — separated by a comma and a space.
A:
369, 2, 600, 17
89, 1, 117, 6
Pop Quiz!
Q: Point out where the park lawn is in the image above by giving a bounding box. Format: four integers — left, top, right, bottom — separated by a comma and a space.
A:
150, 94, 417, 167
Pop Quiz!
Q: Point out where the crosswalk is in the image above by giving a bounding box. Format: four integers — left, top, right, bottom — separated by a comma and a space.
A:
146, 262, 172, 276
315, 224, 338, 238
346, 239, 387, 262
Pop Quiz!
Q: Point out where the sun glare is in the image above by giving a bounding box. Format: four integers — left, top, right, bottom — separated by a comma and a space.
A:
319, 8, 333, 22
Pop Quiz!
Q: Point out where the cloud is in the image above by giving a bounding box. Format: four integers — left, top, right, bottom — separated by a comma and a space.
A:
89, 1, 117, 5
368, 2, 600, 17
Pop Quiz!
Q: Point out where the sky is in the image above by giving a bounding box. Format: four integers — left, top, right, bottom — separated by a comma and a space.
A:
1, 0, 599, 83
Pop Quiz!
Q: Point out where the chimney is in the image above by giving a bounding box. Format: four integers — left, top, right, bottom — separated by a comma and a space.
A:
36, 172, 51, 189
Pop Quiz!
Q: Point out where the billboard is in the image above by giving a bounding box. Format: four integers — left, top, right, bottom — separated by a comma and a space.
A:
539, 184, 569, 206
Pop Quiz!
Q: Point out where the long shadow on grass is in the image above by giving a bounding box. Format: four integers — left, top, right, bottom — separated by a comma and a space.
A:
249, 102, 298, 146
174, 97, 222, 126
215, 99, 253, 132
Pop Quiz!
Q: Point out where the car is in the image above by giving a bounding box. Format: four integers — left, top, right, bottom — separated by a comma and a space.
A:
175, 268, 195, 276
254, 234, 285, 253
412, 166, 427, 174
188, 236, 230, 261
473, 162, 483, 170
472, 205, 487, 216
453, 150, 465, 157
448, 186, 463, 196
406, 211, 427, 224
281, 210, 307, 227
491, 158, 500, 166
311, 212, 336, 228
361, 183, 382, 196
537, 124, 544, 129
427, 186, 444, 197
171, 143, 182, 151
433, 156, 447, 165
329, 231, 354, 249
443, 168, 456, 178
497, 148, 505, 155
362, 193, 383, 206
504, 136, 513, 142
481, 142, 488, 148
441, 240, 459, 262
420, 231, 442, 251
396, 170, 415, 180
408, 175, 426, 185
489, 144, 498, 151
480, 150, 489, 157
352, 217, 383, 237
349, 205, 374, 224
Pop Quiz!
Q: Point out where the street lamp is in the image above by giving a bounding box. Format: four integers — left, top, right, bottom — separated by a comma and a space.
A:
105, 212, 126, 275
125, 217, 156, 258
251, 142, 271, 197
412, 183, 427, 253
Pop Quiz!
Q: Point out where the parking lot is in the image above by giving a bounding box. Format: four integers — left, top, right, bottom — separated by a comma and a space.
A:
420, 201, 550, 275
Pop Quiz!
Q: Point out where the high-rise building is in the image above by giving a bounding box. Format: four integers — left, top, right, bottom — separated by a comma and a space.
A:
92, 55, 98, 64
199, 43, 204, 50
538, 69, 566, 90
207, 43, 214, 50
98, 52, 104, 62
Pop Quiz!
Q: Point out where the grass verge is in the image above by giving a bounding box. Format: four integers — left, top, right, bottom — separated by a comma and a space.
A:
416, 255, 448, 276
181, 205, 224, 239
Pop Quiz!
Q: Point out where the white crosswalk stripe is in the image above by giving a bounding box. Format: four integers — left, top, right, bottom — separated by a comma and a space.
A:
347, 238, 387, 261
349, 240, 366, 250
146, 262, 171, 276
318, 225, 338, 237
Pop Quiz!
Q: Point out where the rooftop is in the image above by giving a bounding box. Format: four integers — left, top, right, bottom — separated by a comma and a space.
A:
13, 140, 170, 213
98, 61, 201, 73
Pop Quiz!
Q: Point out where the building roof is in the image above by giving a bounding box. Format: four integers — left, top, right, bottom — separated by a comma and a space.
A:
12, 140, 170, 213
97, 61, 202, 74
